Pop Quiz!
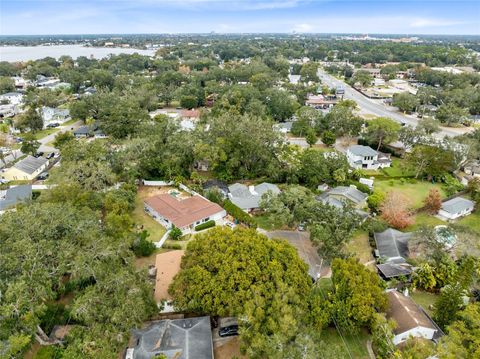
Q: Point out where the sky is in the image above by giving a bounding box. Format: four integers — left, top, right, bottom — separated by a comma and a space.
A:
0, 0, 479, 36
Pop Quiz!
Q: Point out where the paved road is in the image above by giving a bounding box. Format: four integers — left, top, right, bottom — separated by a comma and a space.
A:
317, 68, 472, 138
0, 120, 82, 169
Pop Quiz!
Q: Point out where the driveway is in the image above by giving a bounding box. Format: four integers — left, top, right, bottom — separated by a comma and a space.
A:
317, 68, 473, 138
265, 230, 329, 279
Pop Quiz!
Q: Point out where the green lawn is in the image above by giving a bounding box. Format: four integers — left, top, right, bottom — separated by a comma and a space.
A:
374, 178, 447, 209
381, 158, 415, 178
346, 231, 374, 268
132, 190, 166, 243
319, 327, 370, 359
254, 213, 287, 231
457, 210, 480, 235
410, 290, 439, 316
407, 212, 445, 231
25, 128, 60, 140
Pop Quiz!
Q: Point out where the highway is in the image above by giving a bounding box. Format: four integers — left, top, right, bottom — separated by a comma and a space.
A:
317, 68, 471, 138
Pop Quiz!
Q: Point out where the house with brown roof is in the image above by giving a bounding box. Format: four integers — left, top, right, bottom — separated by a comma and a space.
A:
144, 194, 226, 233
154, 250, 184, 303
386, 290, 443, 345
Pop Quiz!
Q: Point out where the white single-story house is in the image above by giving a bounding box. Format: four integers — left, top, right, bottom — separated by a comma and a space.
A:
144, 193, 226, 233
1, 156, 48, 182
0, 92, 24, 105
41, 106, 71, 127
386, 290, 443, 345
438, 197, 475, 220
347, 145, 392, 170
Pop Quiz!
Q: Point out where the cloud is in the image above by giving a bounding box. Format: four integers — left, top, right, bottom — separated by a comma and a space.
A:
409, 18, 466, 28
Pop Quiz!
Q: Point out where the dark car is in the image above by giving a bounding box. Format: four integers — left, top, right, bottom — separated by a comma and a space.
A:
46, 152, 55, 159
37, 172, 49, 180
219, 325, 239, 338
46, 123, 60, 128
34, 152, 44, 158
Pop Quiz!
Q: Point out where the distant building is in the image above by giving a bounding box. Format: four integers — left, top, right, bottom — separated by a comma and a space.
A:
288, 74, 301, 84
144, 194, 226, 233
347, 145, 391, 170
128, 317, 214, 359
41, 107, 70, 127
386, 290, 443, 345
0, 184, 32, 214
1, 156, 48, 182
0, 92, 23, 105
438, 197, 475, 220
228, 183, 280, 212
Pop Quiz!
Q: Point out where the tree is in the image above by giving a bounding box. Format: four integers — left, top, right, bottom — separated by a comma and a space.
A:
418, 117, 441, 135
321, 130, 336, 147
380, 191, 414, 229
0, 76, 15, 94
132, 230, 156, 257
52, 131, 75, 149
329, 258, 388, 333
392, 92, 419, 114
20, 133, 40, 155
169, 227, 312, 358
265, 88, 299, 121
367, 190, 386, 213
180, 95, 198, 109
371, 313, 399, 358
423, 188, 442, 214
412, 263, 437, 290
305, 127, 317, 147
299, 63, 319, 83
352, 70, 373, 87
436, 104, 469, 126
365, 117, 401, 151
406, 145, 455, 179
434, 284, 464, 331
436, 303, 480, 358
17, 106, 43, 133
169, 225, 182, 240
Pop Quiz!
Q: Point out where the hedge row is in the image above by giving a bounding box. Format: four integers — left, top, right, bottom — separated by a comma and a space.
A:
195, 220, 216, 231
223, 200, 256, 227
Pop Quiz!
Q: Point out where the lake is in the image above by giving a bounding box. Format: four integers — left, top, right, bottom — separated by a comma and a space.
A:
0, 44, 156, 62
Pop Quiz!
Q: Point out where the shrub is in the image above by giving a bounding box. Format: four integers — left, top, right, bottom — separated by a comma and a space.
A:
195, 220, 216, 231
223, 200, 257, 227
39, 303, 70, 334
367, 190, 386, 212
163, 243, 182, 250
169, 226, 183, 240
205, 188, 224, 205
132, 230, 156, 257
346, 180, 371, 194
442, 174, 463, 196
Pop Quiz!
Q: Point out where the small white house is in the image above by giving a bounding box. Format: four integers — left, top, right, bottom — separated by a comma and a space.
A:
438, 197, 475, 220
0, 92, 24, 106
41, 107, 71, 127
387, 290, 442, 345
346, 145, 391, 170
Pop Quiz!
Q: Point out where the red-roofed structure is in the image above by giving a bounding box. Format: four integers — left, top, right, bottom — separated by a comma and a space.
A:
144, 194, 226, 232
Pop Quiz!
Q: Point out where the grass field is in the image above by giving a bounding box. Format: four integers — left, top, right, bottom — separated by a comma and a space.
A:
457, 210, 480, 235
254, 213, 287, 231
319, 327, 370, 358
407, 212, 445, 231
132, 187, 167, 242
410, 290, 439, 316
346, 231, 374, 268
381, 158, 415, 178
22, 128, 60, 140
374, 178, 446, 209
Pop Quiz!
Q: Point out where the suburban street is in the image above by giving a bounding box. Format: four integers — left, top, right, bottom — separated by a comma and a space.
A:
0, 120, 82, 169
317, 68, 473, 138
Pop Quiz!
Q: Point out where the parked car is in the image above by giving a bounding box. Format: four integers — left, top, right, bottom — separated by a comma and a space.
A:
46, 152, 55, 159
46, 123, 60, 128
219, 325, 238, 337
34, 152, 44, 158
37, 172, 49, 180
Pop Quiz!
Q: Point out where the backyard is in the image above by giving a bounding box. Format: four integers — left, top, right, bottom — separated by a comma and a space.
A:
410, 290, 439, 316
319, 327, 371, 358
346, 230, 375, 270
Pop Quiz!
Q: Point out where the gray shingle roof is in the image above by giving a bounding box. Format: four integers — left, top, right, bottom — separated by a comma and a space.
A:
13, 156, 48, 175
377, 263, 412, 279
441, 197, 475, 214
130, 316, 213, 359
374, 228, 412, 261
326, 186, 368, 205
0, 184, 32, 211
348, 145, 378, 157
228, 183, 280, 210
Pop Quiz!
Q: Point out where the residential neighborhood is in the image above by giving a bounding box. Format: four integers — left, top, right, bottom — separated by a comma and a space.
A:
1, 5, 480, 359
